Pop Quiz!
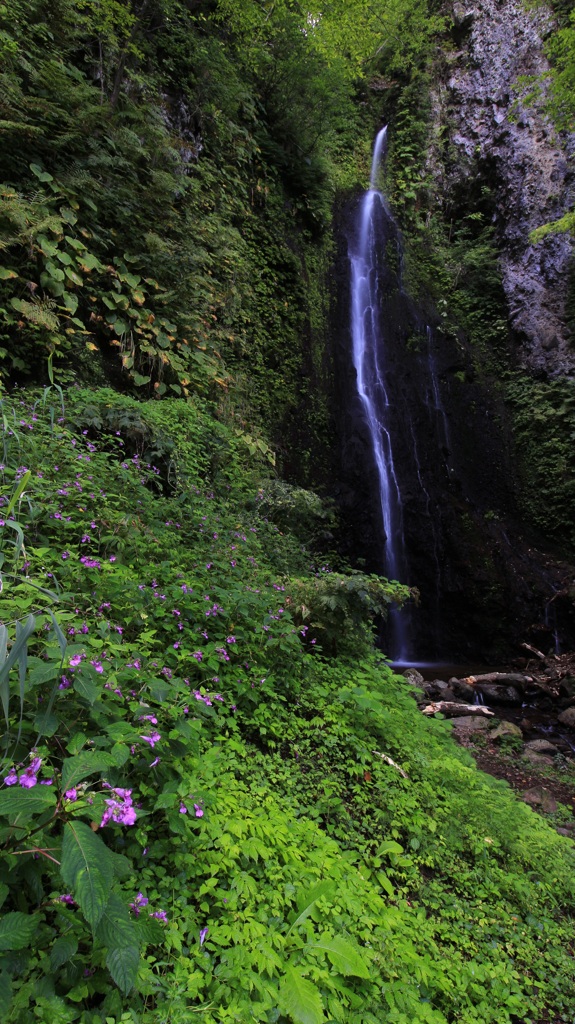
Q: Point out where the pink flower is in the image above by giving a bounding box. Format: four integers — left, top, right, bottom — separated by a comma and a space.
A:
65, 788, 78, 802
140, 732, 161, 748
20, 770, 38, 788
194, 804, 204, 818
129, 892, 149, 915
3, 768, 17, 786
100, 788, 137, 827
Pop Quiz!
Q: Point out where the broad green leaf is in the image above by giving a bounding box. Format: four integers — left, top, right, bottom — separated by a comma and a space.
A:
96, 892, 138, 950
0, 970, 12, 1017
73, 673, 98, 704
62, 751, 116, 791
106, 945, 139, 995
50, 935, 78, 971
122, 272, 141, 288
61, 821, 113, 928
60, 206, 77, 225
376, 870, 394, 896
287, 880, 335, 935
34, 709, 59, 737
279, 966, 324, 1024
307, 935, 370, 979
0, 785, 56, 821
376, 840, 404, 857
41, 276, 65, 297
0, 911, 36, 951
64, 268, 82, 287
29, 163, 53, 182
45, 261, 65, 282
78, 252, 100, 270
28, 661, 60, 687
37, 234, 58, 257
66, 732, 88, 754
61, 291, 78, 315
0, 268, 17, 280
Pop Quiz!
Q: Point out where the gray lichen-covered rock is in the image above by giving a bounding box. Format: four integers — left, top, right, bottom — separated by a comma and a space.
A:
522, 786, 557, 813
490, 720, 523, 740
430, 0, 575, 375
450, 715, 492, 744
524, 737, 559, 755
403, 668, 425, 686
558, 707, 575, 727
524, 747, 555, 766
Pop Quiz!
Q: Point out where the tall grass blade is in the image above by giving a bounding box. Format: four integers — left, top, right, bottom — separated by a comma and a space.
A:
0, 614, 35, 732
5, 471, 31, 517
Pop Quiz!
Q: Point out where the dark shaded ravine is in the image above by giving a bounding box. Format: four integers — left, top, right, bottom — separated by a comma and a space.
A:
331, 133, 575, 664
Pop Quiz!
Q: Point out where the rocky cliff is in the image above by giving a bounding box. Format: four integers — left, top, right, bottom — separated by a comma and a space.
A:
329, 0, 575, 662
430, 0, 575, 374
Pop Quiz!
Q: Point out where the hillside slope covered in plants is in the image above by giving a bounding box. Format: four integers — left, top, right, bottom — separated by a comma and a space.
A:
2, 1, 575, 1023
1, 387, 575, 1024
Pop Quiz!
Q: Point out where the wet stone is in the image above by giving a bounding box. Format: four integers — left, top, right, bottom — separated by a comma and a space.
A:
524, 748, 554, 767
522, 787, 557, 814
491, 721, 523, 741
524, 738, 559, 756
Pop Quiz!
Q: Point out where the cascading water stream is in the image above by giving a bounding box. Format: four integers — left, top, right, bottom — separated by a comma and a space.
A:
349, 127, 410, 660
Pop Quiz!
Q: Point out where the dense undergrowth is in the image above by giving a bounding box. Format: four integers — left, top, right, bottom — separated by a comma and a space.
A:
0, 388, 574, 1024
2, 1, 575, 1021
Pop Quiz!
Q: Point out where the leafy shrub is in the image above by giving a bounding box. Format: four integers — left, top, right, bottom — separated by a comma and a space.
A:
0, 389, 574, 1023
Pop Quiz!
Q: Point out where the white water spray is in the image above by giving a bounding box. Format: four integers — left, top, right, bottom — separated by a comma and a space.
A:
349, 127, 410, 660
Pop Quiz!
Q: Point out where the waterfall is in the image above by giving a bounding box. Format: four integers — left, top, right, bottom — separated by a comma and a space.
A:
349, 127, 410, 661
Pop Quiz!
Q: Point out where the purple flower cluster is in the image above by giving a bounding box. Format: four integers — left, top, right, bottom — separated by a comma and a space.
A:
100, 787, 137, 827
4, 757, 43, 788
129, 892, 149, 915
192, 690, 217, 707
140, 731, 161, 748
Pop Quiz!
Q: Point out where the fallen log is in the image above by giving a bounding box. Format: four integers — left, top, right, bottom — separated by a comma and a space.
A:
521, 642, 546, 662
421, 701, 495, 718
462, 672, 534, 687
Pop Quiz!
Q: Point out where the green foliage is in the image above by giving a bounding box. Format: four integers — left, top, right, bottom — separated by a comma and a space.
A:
287, 570, 414, 656
504, 372, 575, 550
0, 391, 574, 1023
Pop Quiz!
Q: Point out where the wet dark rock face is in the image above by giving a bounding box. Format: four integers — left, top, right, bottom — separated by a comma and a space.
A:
330, 196, 575, 662
328, 0, 575, 661
430, 0, 575, 375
